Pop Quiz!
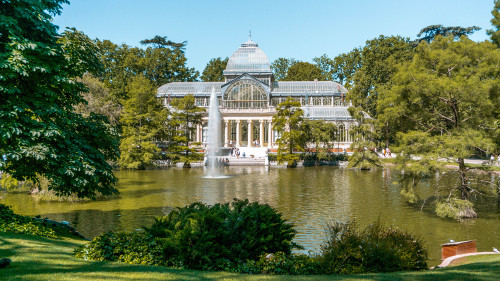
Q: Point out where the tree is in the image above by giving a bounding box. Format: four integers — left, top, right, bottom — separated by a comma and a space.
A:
74, 73, 122, 126
141, 37, 199, 87
140, 35, 187, 51
169, 94, 205, 167
0, 0, 119, 198
273, 97, 306, 167
380, 36, 500, 218
349, 36, 414, 119
312, 54, 335, 81
487, 0, 500, 47
415, 25, 481, 43
284, 62, 326, 81
305, 120, 337, 165
314, 51, 361, 89
270, 57, 298, 81
201, 57, 228, 82
58, 27, 102, 76
331, 49, 362, 90
347, 106, 381, 170
96, 36, 199, 102
119, 75, 168, 169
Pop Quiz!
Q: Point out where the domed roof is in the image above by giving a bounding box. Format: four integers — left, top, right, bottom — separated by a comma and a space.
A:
224, 39, 271, 74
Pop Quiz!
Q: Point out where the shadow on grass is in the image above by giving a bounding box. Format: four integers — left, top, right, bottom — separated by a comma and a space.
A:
2, 232, 500, 281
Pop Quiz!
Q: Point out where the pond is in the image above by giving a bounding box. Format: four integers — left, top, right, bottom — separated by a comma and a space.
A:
1, 166, 499, 265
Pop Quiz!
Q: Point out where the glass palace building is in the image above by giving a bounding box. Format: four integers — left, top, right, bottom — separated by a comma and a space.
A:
157, 38, 356, 149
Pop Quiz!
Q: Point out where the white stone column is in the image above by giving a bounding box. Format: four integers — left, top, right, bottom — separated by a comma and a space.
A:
259, 120, 264, 148
247, 120, 253, 147
268, 121, 273, 148
236, 120, 241, 147
196, 124, 201, 143
224, 120, 229, 147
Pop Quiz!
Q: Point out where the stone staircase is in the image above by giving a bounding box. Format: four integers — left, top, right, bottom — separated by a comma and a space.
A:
224, 147, 268, 166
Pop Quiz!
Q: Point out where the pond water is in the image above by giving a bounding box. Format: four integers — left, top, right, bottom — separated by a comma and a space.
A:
1, 166, 499, 265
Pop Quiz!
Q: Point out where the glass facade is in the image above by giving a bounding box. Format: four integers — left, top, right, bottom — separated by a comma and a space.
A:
223, 80, 267, 108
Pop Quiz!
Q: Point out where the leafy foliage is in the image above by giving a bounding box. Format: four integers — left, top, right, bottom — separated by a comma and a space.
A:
313, 51, 362, 90
318, 220, 428, 274
349, 35, 414, 118
488, 0, 500, 47
119, 75, 167, 169
146, 199, 299, 269
270, 57, 298, 81
284, 62, 325, 81
75, 231, 164, 265
380, 36, 500, 217
96, 36, 198, 102
415, 24, 481, 43
0, 0, 119, 199
303, 120, 337, 165
347, 106, 381, 170
168, 94, 205, 167
201, 57, 228, 82
273, 97, 306, 167
76, 199, 299, 271
74, 73, 122, 126
0, 204, 58, 238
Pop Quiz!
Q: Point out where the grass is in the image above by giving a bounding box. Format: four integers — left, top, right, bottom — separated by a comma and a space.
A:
2, 232, 500, 281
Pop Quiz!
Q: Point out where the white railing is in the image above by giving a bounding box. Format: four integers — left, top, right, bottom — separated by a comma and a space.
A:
220, 108, 276, 114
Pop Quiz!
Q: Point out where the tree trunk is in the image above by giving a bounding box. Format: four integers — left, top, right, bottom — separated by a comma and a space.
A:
457, 157, 470, 200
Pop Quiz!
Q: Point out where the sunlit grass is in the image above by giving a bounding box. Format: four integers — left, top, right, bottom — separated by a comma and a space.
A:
1, 232, 500, 281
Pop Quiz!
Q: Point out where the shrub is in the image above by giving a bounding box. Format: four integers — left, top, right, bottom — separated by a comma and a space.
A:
76, 199, 300, 271
75, 231, 164, 265
317, 220, 428, 274
252, 252, 320, 275
0, 204, 59, 238
146, 199, 300, 269
435, 198, 477, 219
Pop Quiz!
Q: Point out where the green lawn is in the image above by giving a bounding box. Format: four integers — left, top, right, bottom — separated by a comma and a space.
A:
1, 232, 500, 281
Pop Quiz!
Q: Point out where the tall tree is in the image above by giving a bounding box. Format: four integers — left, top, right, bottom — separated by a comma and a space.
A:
349, 35, 414, 118
346, 106, 381, 170
169, 94, 205, 168
273, 97, 306, 167
414, 25, 481, 43
119, 75, 168, 169
201, 57, 228, 82
0, 0, 119, 198
284, 62, 326, 81
313, 54, 335, 81
314, 51, 361, 89
74, 73, 122, 126
380, 36, 500, 218
140, 35, 187, 51
305, 120, 337, 165
96, 36, 198, 101
270, 57, 298, 81
487, 0, 500, 47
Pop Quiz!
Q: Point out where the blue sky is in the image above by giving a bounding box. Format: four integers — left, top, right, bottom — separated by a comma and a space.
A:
53, 0, 496, 73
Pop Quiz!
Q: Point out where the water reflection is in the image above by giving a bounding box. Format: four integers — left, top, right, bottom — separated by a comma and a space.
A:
1, 166, 499, 265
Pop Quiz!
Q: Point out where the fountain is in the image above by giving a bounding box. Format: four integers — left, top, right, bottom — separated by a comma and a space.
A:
204, 87, 224, 178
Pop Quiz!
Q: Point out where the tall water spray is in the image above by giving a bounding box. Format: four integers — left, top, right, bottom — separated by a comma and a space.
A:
206, 87, 222, 177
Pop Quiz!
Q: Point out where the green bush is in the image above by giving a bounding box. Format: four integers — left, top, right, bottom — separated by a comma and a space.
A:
252, 252, 320, 275
76, 199, 300, 271
317, 220, 428, 274
75, 231, 164, 265
0, 204, 59, 238
146, 199, 300, 270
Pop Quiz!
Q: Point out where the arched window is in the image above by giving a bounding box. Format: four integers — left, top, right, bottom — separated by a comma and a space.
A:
223, 80, 267, 108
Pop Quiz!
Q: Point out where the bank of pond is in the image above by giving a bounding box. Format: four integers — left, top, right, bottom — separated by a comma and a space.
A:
1, 201, 428, 275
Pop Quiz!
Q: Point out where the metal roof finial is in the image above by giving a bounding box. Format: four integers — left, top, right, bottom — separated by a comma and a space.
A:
249, 25, 251, 40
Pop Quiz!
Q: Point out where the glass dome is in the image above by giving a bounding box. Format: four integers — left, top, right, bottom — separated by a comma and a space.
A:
224, 39, 271, 74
